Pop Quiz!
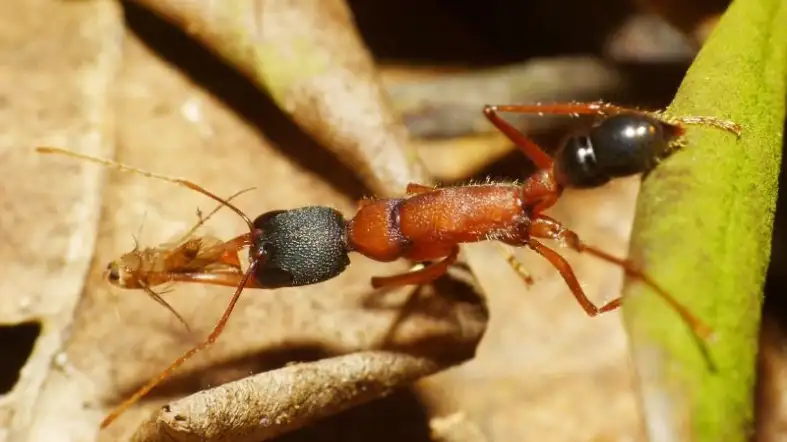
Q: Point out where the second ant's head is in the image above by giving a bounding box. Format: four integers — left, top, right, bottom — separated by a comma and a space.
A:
553, 113, 677, 189
250, 206, 351, 288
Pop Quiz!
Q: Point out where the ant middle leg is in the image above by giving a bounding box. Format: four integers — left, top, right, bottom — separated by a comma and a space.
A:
525, 238, 621, 316
371, 246, 460, 289
528, 214, 712, 339
482, 105, 553, 170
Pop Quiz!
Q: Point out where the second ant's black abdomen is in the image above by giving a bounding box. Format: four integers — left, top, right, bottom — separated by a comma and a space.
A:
589, 114, 666, 175
556, 114, 668, 188
252, 206, 350, 288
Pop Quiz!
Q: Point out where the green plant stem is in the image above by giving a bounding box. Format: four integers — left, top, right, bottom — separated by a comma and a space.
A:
622, 0, 787, 440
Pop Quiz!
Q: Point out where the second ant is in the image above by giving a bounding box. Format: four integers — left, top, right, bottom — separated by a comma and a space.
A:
37, 100, 741, 429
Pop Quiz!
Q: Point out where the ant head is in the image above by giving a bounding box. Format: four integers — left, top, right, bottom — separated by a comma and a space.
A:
554, 113, 669, 189
250, 206, 350, 288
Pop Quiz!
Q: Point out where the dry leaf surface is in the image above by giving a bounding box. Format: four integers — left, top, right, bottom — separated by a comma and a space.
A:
0, 0, 124, 440
130, 0, 431, 196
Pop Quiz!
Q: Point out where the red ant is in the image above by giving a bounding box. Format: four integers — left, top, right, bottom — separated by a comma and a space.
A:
36, 101, 741, 429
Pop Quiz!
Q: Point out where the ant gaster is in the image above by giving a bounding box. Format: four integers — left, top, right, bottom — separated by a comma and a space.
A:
36, 101, 742, 430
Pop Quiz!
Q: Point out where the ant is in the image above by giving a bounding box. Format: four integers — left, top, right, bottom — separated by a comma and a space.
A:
36, 101, 741, 430
103, 188, 254, 331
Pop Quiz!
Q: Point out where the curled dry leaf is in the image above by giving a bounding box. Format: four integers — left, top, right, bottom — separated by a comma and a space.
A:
130, 350, 485, 442
129, 0, 431, 196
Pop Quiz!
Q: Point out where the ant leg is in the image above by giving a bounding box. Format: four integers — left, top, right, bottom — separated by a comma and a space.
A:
529, 215, 713, 339
526, 239, 620, 316
99, 260, 261, 429
488, 102, 634, 119
371, 246, 460, 288
496, 243, 534, 286
482, 105, 553, 170
406, 183, 435, 195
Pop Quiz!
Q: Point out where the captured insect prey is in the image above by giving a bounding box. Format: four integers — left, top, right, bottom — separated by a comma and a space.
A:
103, 188, 254, 331
35, 101, 741, 430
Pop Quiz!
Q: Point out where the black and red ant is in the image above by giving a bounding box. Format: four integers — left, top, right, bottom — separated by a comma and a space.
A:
37, 100, 741, 429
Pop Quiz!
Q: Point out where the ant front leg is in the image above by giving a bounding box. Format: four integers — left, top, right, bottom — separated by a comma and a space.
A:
370, 246, 460, 289
482, 105, 554, 170
529, 215, 712, 339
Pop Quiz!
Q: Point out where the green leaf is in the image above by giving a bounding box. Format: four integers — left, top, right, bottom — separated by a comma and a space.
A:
621, 0, 787, 441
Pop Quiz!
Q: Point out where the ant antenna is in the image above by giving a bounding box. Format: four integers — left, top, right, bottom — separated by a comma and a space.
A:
35, 147, 256, 232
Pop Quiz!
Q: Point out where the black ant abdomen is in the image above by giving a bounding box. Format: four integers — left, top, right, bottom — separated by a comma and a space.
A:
555, 113, 667, 188
251, 207, 351, 288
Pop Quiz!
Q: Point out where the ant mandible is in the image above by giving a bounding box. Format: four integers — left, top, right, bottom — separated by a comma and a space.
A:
36, 101, 741, 430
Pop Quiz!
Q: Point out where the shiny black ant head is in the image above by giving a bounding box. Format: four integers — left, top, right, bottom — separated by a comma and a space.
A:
554, 113, 672, 189
250, 206, 350, 288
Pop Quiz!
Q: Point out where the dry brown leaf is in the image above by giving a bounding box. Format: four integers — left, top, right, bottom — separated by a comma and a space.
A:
129, 0, 431, 196
0, 0, 124, 440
